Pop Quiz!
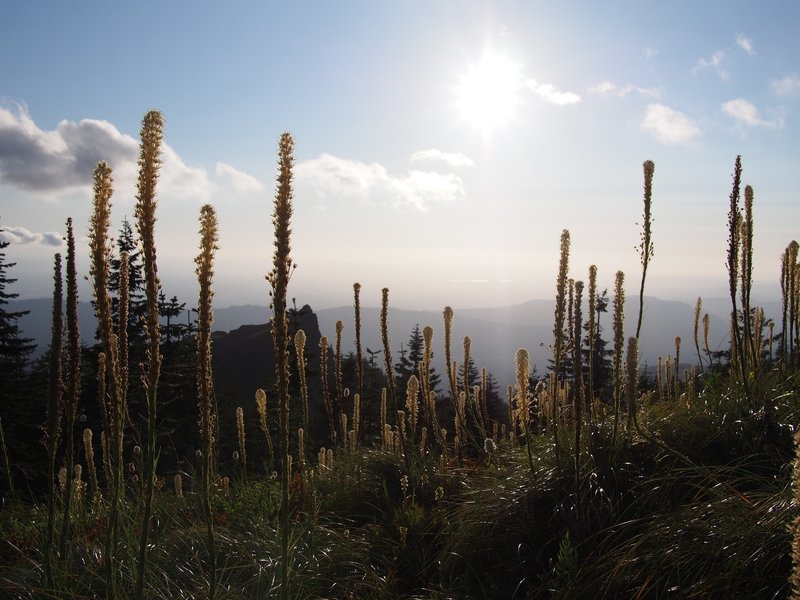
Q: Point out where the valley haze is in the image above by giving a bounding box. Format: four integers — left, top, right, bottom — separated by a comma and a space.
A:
12, 294, 772, 390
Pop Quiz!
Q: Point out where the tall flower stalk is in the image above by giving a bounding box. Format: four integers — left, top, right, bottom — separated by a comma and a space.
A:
196, 203, 219, 599
612, 270, 625, 445
134, 110, 164, 600
43, 252, 63, 585
295, 330, 309, 461
572, 280, 584, 488
59, 218, 82, 557
726, 156, 745, 384
353, 283, 364, 396
381, 288, 397, 415
587, 265, 597, 415
551, 229, 571, 454
267, 133, 295, 600
635, 160, 655, 341
88, 162, 125, 595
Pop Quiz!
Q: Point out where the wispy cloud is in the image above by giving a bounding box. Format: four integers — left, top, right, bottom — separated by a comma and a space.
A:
640, 103, 701, 144
0, 225, 63, 246
527, 80, 581, 105
771, 74, 800, 95
692, 50, 728, 79
410, 149, 474, 167
736, 34, 755, 56
722, 99, 783, 128
296, 153, 465, 212
588, 81, 661, 99
642, 47, 658, 61
215, 161, 263, 192
0, 103, 211, 199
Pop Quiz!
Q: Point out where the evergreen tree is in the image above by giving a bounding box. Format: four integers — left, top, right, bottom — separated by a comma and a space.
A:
0, 224, 36, 380
395, 323, 441, 393
0, 220, 38, 496
583, 289, 613, 401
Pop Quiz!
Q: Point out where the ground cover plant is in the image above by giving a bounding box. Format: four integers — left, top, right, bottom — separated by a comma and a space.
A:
0, 110, 799, 599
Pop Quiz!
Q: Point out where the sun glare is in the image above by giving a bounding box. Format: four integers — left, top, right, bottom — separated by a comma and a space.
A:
456, 49, 524, 136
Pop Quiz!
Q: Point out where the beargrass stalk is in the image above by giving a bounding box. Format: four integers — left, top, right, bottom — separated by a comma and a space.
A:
611, 270, 625, 446
626, 336, 639, 431
462, 335, 471, 426
515, 348, 534, 474
196, 203, 219, 598
443, 307, 457, 404
58, 218, 81, 558
83, 428, 99, 508
381, 288, 397, 416
236, 406, 247, 473
334, 320, 344, 443
353, 283, 364, 395
267, 132, 295, 600
573, 280, 584, 489
741, 185, 755, 368
726, 156, 746, 384
635, 160, 655, 341
319, 336, 335, 444
693, 297, 704, 373
134, 110, 164, 600
587, 265, 597, 415
255, 389, 274, 473
552, 229, 571, 456
421, 325, 434, 431
89, 161, 125, 596
43, 252, 63, 586
295, 330, 309, 460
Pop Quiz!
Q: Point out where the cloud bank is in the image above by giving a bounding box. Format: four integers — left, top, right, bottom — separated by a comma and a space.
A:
588, 81, 661, 99
0, 225, 63, 246
640, 103, 701, 144
410, 149, 474, 167
216, 161, 264, 192
527, 80, 581, 105
722, 98, 782, 129
296, 153, 465, 212
0, 103, 211, 199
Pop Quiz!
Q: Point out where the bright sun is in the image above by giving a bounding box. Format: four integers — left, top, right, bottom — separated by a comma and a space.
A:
456, 50, 524, 136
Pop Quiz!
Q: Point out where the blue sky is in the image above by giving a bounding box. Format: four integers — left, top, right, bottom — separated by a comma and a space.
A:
1, 1, 799, 310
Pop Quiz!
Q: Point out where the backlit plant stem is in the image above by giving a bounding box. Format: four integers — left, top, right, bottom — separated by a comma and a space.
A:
267, 133, 295, 600
635, 160, 655, 341
43, 252, 63, 586
135, 110, 164, 600
196, 203, 219, 599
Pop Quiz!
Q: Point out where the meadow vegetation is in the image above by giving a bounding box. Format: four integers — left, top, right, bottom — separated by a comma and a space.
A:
0, 110, 799, 599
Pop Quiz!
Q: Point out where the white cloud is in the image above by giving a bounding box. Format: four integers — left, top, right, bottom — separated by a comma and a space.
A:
0, 225, 63, 246
215, 161, 263, 192
0, 103, 212, 200
693, 50, 728, 79
640, 103, 701, 144
771, 74, 800, 95
642, 47, 658, 61
588, 81, 661, 99
736, 34, 755, 56
295, 153, 465, 212
722, 98, 783, 129
527, 80, 581, 105
410, 149, 474, 167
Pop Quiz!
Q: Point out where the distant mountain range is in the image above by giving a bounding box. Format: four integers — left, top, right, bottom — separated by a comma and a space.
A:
12, 294, 782, 389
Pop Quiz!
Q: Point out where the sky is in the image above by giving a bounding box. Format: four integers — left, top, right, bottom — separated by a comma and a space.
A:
1, 1, 799, 312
